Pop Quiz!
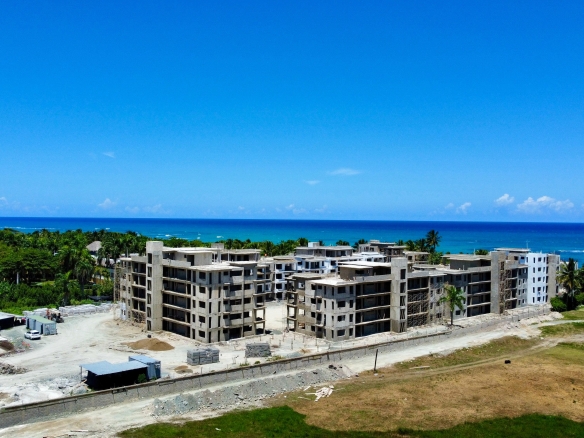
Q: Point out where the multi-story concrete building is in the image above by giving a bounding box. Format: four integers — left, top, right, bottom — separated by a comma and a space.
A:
494, 248, 559, 306
286, 259, 410, 340
358, 240, 406, 261
261, 256, 297, 300
285, 248, 560, 340
117, 240, 560, 343
117, 242, 271, 343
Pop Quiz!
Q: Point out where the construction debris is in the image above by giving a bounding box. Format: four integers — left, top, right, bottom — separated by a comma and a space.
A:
0, 362, 27, 375
312, 385, 334, 401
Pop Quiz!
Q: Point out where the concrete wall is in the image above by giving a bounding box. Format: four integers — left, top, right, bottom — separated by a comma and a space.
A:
0, 306, 550, 429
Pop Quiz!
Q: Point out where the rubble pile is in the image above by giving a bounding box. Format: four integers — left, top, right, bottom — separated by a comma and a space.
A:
0, 362, 27, 375
152, 365, 351, 416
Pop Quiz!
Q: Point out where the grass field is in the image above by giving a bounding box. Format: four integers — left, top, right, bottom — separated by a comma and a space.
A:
540, 322, 584, 337
119, 335, 584, 438
119, 407, 584, 438
391, 336, 537, 370
559, 308, 584, 321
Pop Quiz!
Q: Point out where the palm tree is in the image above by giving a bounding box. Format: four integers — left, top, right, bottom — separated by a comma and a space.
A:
405, 240, 416, 251
425, 230, 441, 252
557, 258, 580, 309
440, 284, 465, 326
55, 271, 78, 306
75, 254, 95, 298
415, 239, 429, 252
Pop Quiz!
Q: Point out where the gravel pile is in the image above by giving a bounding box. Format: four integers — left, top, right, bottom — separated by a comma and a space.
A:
0, 362, 27, 375
152, 365, 351, 417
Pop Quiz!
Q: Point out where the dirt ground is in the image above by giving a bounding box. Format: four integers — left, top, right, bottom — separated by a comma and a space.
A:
0, 306, 573, 437
280, 337, 584, 432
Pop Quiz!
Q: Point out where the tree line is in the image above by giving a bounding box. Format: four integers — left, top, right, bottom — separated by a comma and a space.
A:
0, 227, 449, 314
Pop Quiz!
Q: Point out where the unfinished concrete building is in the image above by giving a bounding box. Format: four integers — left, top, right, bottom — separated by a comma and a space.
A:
358, 240, 406, 260
285, 247, 560, 339
286, 259, 414, 341
261, 255, 297, 300
117, 242, 271, 343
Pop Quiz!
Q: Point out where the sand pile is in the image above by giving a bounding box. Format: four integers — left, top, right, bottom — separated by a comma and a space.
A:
175, 365, 193, 374
124, 338, 174, 351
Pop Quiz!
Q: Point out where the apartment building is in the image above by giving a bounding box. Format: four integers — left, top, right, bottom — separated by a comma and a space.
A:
494, 248, 559, 306
286, 259, 410, 341
285, 248, 560, 340
294, 241, 386, 275
117, 242, 271, 343
358, 240, 406, 261
261, 255, 297, 300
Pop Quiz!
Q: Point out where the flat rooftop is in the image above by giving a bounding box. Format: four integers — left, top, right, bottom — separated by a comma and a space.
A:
338, 261, 392, 268
80, 360, 147, 376
445, 254, 491, 261
495, 248, 530, 253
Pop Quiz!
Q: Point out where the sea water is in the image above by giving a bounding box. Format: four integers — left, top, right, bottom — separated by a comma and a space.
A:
1, 217, 584, 264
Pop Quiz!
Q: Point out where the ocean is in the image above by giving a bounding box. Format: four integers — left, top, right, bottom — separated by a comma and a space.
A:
2, 217, 584, 264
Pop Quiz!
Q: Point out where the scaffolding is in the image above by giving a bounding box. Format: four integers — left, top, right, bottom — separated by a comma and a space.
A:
406, 278, 446, 328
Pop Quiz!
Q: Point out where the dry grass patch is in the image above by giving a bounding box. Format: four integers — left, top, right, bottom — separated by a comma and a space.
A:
276, 339, 584, 433
391, 336, 538, 371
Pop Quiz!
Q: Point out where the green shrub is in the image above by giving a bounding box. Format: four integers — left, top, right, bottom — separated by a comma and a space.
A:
136, 374, 147, 384
575, 294, 584, 306
551, 297, 567, 312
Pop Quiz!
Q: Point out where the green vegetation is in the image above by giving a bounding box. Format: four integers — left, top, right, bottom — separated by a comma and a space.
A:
540, 322, 584, 337
0, 227, 455, 313
559, 308, 584, 320
393, 336, 536, 370
439, 284, 465, 326
118, 406, 584, 438
543, 342, 584, 365
556, 258, 584, 311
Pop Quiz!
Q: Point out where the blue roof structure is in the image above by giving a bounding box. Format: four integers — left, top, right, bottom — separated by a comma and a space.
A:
81, 360, 147, 376
129, 355, 159, 364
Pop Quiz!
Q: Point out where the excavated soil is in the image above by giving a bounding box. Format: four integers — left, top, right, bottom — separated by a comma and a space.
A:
0, 340, 14, 352
123, 338, 174, 351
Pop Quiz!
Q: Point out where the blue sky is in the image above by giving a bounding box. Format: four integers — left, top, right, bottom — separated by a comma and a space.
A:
0, 1, 583, 221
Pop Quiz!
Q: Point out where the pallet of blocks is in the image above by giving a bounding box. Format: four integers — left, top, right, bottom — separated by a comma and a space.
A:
187, 347, 220, 365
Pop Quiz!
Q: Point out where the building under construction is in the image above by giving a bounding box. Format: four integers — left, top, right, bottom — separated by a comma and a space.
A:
285, 248, 560, 341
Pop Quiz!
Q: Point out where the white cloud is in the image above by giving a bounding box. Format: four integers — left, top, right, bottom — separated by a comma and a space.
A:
292, 208, 307, 215
237, 206, 245, 211
328, 168, 360, 176
0, 197, 7, 205
445, 203, 455, 210
144, 204, 164, 213
456, 202, 471, 214
125, 206, 140, 214
103, 152, 115, 158
98, 198, 115, 209
285, 204, 295, 210
315, 205, 328, 214
495, 194, 515, 206
305, 180, 320, 185
517, 196, 574, 214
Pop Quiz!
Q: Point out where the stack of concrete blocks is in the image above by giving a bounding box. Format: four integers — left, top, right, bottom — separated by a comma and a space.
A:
245, 342, 271, 358
187, 347, 220, 365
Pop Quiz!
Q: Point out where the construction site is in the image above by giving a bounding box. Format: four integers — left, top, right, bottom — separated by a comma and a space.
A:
0, 290, 560, 422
